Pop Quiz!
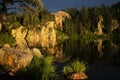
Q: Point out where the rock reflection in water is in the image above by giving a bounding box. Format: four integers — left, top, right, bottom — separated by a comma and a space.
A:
94, 39, 104, 57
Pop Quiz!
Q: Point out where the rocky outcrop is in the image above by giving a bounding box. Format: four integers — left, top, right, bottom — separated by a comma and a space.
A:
11, 26, 28, 46
97, 15, 104, 35
11, 21, 56, 47
111, 19, 119, 31
0, 44, 33, 75
54, 11, 71, 31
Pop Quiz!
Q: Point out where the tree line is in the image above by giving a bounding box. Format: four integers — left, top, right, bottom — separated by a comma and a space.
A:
62, 2, 120, 36
0, 0, 120, 36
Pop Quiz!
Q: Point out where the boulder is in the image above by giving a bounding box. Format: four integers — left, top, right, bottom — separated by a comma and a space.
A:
32, 48, 42, 58
0, 44, 33, 74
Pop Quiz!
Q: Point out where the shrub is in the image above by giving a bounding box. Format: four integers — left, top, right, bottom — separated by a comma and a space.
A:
0, 32, 15, 46
62, 59, 87, 75
26, 55, 56, 80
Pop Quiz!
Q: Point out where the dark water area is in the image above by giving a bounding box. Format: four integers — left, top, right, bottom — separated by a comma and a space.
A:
60, 38, 120, 80
86, 66, 120, 80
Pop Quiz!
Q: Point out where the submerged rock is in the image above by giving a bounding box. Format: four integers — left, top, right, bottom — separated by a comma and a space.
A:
0, 44, 33, 75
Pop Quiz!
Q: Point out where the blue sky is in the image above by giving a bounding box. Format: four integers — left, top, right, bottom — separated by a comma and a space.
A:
42, 0, 120, 12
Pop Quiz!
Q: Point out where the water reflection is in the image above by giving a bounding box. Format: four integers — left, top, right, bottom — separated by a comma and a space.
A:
60, 39, 120, 66
38, 38, 119, 80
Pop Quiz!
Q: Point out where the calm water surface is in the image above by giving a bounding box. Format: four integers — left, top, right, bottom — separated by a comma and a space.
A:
59, 39, 120, 80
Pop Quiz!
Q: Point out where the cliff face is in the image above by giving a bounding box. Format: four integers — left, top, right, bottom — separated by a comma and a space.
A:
96, 15, 104, 35
98, 15, 104, 35
11, 21, 56, 47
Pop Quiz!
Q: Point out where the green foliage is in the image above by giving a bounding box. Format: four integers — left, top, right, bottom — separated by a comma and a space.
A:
70, 34, 79, 41
12, 22, 21, 29
22, 9, 54, 29
0, 32, 15, 46
23, 11, 30, 26
80, 30, 101, 42
62, 59, 87, 74
55, 28, 68, 45
62, 2, 120, 37
39, 9, 54, 23
25, 55, 56, 80
22, 11, 40, 29
5, 13, 22, 28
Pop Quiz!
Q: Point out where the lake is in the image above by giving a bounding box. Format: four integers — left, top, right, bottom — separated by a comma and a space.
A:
53, 38, 120, 80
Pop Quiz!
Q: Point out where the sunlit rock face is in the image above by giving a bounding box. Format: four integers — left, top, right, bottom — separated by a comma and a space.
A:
111, 19, 119, 31
0, 44, 33, 74
26, 29, 40, 47
39, 21, 56, 48
97, 15, 104, 35
11, 26, 28, 46
54, 11, 71, 31
11, 21, 56, 48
